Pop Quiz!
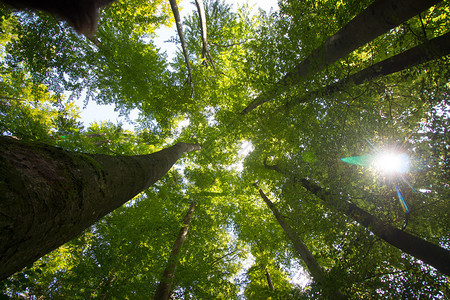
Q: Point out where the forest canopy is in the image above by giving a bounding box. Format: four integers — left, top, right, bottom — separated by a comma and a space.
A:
0, 0, 449, 298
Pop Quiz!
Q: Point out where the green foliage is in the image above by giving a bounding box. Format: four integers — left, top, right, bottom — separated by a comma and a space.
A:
1, 0, 449, 298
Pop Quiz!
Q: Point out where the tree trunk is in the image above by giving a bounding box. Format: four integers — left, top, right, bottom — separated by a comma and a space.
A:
265, 269, 274, 291
241, 0, 442, 114
299, 178, 450, 277
194, 0, 216, 70
0, 137, 200, 280
286, 32, 450, 108
169, 0, 194, 92
254, 184, 325, 283
255, 185, 346, 299
154, 201, 196, 300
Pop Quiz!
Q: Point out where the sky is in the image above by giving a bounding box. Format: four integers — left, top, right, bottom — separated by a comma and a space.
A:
76, 0, 311, 288
77, 0, 279, 131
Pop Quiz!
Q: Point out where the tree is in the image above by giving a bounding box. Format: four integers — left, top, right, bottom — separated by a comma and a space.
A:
154, 201, 196, 300
1, 0, 449, 298
241, 0, 442, 114
0, 0, 115, 36
169, 0, 194, 92
0, 137, 200, 280
298, 177, 450, 276
254, 184, 325, 284
194, 0, 216, 70
286, 31, 450, 108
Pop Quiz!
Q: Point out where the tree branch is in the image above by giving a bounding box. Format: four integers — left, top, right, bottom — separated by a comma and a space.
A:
194, 0, 216, 70
169, 0, 194, 94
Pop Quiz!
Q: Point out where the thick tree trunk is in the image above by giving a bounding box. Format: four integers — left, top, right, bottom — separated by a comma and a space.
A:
0, 0, 115, 36
265, 269, 274, 291
286, 32, 450, 108
169, 0, 194, 91
154, 201, 196, 300
241, 0, 442, 114
194, 0, 215, 70
255, 184, 325, 283
299, 178, 450, 277
0, 137, 200, 280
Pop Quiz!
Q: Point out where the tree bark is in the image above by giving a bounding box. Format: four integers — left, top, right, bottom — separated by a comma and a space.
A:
169, 0, 194, 92
299, 178, 450, 277
254, 184, 325, 283
0, 0, 115, 37
0, 137, 201, 280
255, 185, 346, 299
194, 0, 216, 70
265, 269, 274, 291
154, 201, 196, 300
286, 32, 450, 108
241, 0, 442, 114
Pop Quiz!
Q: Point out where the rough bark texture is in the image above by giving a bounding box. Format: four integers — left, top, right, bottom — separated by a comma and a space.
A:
154, 201, 196, 300
169, 0, 194, 91
241, 0, 442, 114
287, 32, 450, 108
0, 137, 200, 280
299, 178, 450, 277
255, 185, 325, 283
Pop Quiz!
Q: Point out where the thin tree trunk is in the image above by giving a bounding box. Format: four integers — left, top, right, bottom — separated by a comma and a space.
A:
169, 0, 194, 93
154, 201, 196, 300
254, 184, 325, 283
194, 0, 216, 70
241, 0, 441, 114
299, 178, 450, 277
286, 32, 450, 108
0, 137, 200, 280
265, 269, 274, 291
255, 185, 346, 299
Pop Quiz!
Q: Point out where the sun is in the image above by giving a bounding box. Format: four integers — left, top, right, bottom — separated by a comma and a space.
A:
373, 152, 409, 175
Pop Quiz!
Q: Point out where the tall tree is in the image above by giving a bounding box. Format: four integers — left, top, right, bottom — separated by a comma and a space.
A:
254, 184, 325, 284
298, 177, 450, 276
0, 138, 200, 280
169, 0, 194, 92
1, 0, 448, 297
194, 0, 215, 70
286, 31, 450, 108
241, 0, 442, 114
255, 184, 347, 299
0, 0, 115, 36
265, 269, 274, 291
154, 201, 196, 300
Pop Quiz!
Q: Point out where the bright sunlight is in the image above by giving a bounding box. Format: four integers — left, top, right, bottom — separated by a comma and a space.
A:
373, 152, 409, 175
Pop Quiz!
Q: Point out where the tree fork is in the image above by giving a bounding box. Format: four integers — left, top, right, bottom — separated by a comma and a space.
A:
240, 0, 442, 115
194, 0, 216, 70
0, 137, 201, 280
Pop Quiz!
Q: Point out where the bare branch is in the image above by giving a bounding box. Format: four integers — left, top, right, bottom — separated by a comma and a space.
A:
169, 0, 194, 94
194, 0, 216, 70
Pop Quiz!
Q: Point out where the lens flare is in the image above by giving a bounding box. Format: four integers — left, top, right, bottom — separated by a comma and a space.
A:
373, 152, 409, 175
